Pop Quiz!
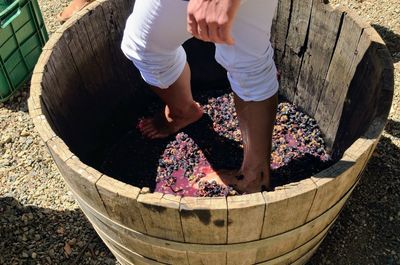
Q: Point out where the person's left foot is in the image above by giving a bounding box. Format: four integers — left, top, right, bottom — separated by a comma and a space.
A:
238, 165, 271, 193
194, 166, 270, 194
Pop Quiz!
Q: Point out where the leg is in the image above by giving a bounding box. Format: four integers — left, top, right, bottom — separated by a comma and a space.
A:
214, 0, 279, 192
234, 93, 277, 192
139, 63, 203, 139
122, 0, 202, 139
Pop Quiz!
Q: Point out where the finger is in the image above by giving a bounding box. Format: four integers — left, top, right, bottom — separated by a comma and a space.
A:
197, 18, 210, 41
187, 14, 198, 37
207, 22, 222, 43
218, 25, 235, 45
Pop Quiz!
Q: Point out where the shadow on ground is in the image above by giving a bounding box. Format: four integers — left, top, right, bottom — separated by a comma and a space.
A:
372, 24, 400, 63
309, 128, 400, 264
0, 197, 115, 265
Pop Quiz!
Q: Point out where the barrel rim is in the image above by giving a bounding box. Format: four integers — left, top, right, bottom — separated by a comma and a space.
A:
28, 0, 394, 209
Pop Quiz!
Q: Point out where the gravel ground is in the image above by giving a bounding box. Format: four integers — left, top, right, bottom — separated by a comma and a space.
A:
0, 0, 399, 264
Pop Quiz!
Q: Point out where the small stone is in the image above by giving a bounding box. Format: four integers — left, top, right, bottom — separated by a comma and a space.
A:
1, 135, 12, 144
22, 252, 29, 258
31, 252, 37, 259
20, 130, 30, 137
68, 238, 77, 246
77, 241, 85, 248
56, 226, 64, 235
64, 243, 72, 256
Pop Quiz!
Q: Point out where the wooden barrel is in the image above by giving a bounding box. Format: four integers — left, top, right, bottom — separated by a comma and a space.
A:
28, 0, 394, 264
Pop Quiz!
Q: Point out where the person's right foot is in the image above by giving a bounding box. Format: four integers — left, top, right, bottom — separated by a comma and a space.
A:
138, 102, 204, 139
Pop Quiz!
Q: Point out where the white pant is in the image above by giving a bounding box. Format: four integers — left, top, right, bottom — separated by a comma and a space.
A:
121, 0, 279, 101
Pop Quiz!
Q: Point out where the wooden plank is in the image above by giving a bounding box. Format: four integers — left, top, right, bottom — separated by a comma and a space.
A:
75, 188, 156, 259
279, 0, 313, 102
44, 36, 88, 135
314, 12, 369, 148
181, 197, 228, 265
284, 0, 314, 54
227, 249, 257, 265
262, 178, 317, 238
137, 193, 185, 242
273, 0, 292, 63
77, 3, 137, 111
78, 3, 117, 86
293, 4, 344, 116
40, 51, 73, 136
32, 49, 51, 74
45, 34, 104, 158
94, 226, 164, 265
225, 193, 266, 265
261, 188, 287, 237
27, 96, 40, 118
80, 191, 188, 264
151, 244, 189, 265
62, 23, 104, 97
99, 0, 142, 93
95, 175, 147, 233
180, 197, 227, 244
291, 239, 322, 265
227, 193, 266, 243
41, 32, 63, 51
151, 194, 189, 264
74, 182, 356, 259
187, 251, 226, 265
46, 136, 74, 166
307, 138, 373, 221
270, 4, 278, 48
255, 183, 352, 263
47, 137, 108, 215
64, 157, 108, 214
332, 26, 389, 155
259, 220, 329, 265
32, 115, 56, 143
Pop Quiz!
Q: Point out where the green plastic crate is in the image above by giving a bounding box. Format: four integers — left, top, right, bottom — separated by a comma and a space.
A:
0, 0, 48, 102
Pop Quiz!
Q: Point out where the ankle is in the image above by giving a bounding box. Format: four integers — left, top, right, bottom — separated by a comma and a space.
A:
169, 101, 202, 119
241, 163, 269, 177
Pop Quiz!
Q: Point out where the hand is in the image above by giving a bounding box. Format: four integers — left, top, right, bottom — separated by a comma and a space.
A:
187, 0, 240, 45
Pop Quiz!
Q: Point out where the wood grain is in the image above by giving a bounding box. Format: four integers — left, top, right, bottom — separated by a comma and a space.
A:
294, 4, 344, 117
96, 175, 147, 233
314, 11, 369, 148
137, 193, 185, 242
180, 197, 227, 244
227, 193, 266, 243
279, 0, 313, 102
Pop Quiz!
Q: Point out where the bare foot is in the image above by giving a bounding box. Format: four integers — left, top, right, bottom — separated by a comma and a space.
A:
194, 166, 270, 194
138, 102, 203, 139
238, 165, 271, 193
